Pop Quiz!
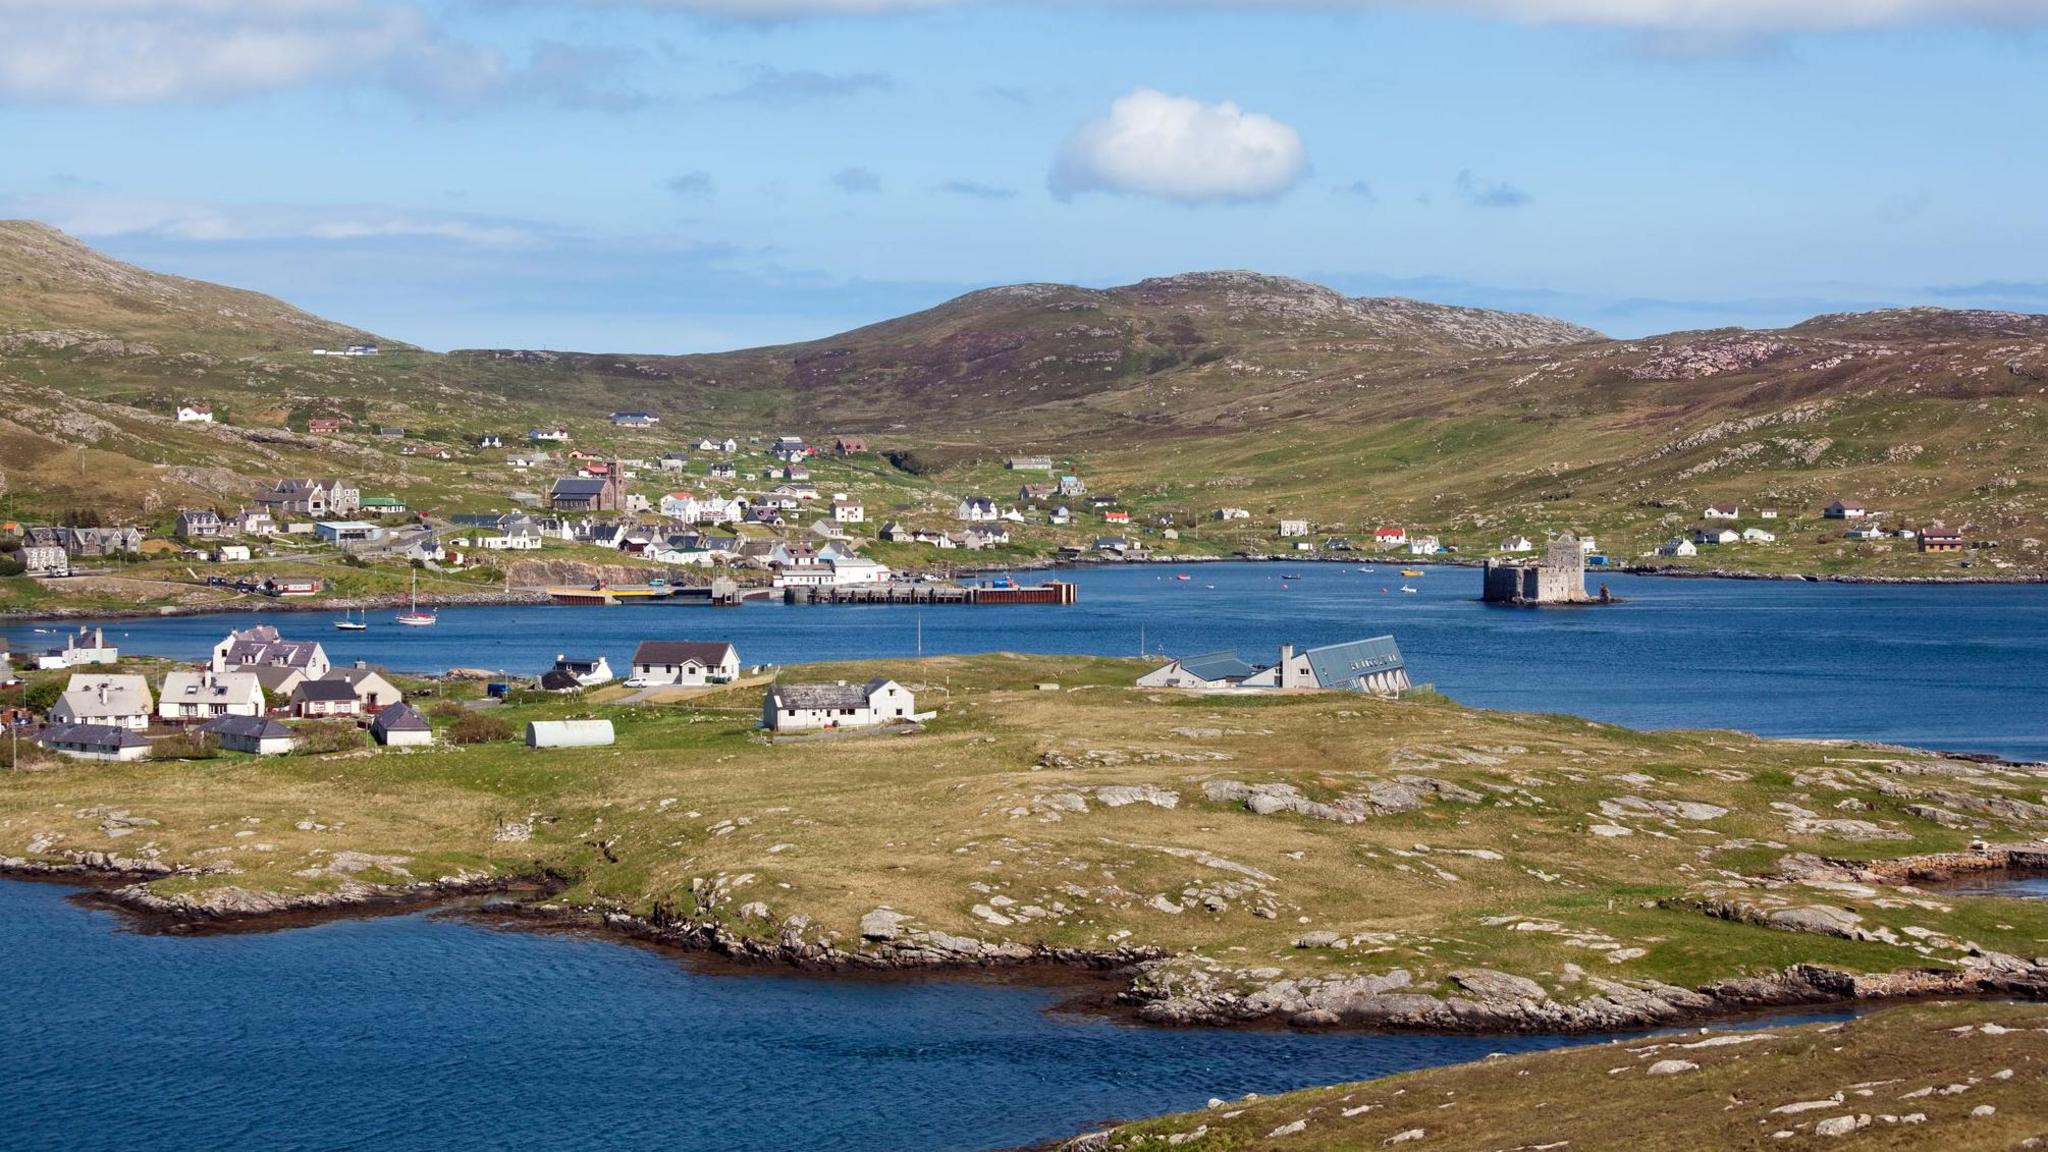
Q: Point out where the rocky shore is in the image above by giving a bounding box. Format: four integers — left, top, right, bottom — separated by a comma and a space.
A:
8, 843, 2045, 1036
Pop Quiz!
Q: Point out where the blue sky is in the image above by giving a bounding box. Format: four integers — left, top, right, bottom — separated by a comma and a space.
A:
2, 0, 2046, 351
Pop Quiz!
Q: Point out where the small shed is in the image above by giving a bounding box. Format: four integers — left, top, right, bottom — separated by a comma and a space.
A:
202, 715, 298, 756
526, 720, 615, 749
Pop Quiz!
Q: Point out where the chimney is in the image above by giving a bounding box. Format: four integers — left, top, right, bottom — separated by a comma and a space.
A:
1278, 644, 1297, 689
97, 684, 108, 705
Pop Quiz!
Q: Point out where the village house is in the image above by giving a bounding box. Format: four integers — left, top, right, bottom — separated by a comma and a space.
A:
956, 497, 1000, 522
212, 542, 250, 563
1049, 507, 1072, 526
658, 452, 689, 471
832, 497, 865, 524
1845, 524, 1887, 541
1919, 528, 1965, 553
19, 545, 67, 577
175, 404, 214, 424
1825, 499, 1868, 520
549, 474, 625, 513
631, 641, 741, 687
1135, 651, 1260, 690
1500, 535, 1535, 553
213, 626, 331, 681
1057, 475, 1087, 497
507, 452, 548, 470
307, 417, 345, 435
762, 678, 919, 733
610, 411, 661, 427
37, 626, 118, 669
961, 525, 1010, 550
1278, 519, 1311, 538
51, 675, 154, 729
1103, 510, 1131, 525
1743, 527, 1777, 543
834, 436, 869, 456
175, 508, 225, 540
290, 679, 361, 719
360, 496, 408, 516
707, 462, 738, 480
233, 508, 277, 536
1018, 483, 1054, 502
1005, 455, 1054, 472
202, 715, 297, 756
530, 427, 570, 443
158, 669, 266, 723
323, 664, 404, 713
315, 520, 380, 546
1658, 537, 1698, 557
36, 724, 151, 762
1373, 526, 1408, 548
1216, 507, 1251, 521
550, 654, 615, 688
1408, 535, 1442, 555
1760, 508, 1780, 519
476, 433, 504, 449
1704, 503, 1740, 519
59, 526, 145, 558
371, 703, 434, 747
258, 477, 360, 518
1694, 527, 1741, 545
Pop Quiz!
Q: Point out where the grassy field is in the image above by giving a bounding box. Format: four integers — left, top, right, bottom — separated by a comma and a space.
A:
1060, 1000, 2048, 1150
3, 654, 2044, 1022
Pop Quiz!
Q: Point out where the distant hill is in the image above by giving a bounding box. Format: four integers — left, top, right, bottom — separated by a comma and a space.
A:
0, 222, 2041, 580
0, 220, 385, 354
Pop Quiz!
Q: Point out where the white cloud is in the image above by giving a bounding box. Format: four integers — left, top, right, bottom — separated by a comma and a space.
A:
1050, 88, 1306, 204
572, 0, 2048, 31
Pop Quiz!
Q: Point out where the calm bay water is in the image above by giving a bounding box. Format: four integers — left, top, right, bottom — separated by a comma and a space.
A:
12, 565, 2047, 759
1, 878, 1630, 1152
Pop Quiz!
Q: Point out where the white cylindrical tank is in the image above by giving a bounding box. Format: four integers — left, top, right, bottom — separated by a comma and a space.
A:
526, 720, 616, 749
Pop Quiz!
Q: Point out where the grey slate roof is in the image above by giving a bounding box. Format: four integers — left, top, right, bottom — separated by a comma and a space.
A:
1173, 651, 1258, 683
37, 724, 149, 749
633, 642, 736, 667
291, 680, 359, 703
551, 477, 610, 498
771, 679, 888, 710
371, 703, 432, 733
201, 716, 294, 740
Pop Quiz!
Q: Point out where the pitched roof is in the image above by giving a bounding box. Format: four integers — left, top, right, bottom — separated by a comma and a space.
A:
291, 679, 359, 702
371, 703, 432, 732
551, 477, 610, 498
38, 723, 150, 749
1301, 636, 1406, 691
771, 679, 893, 710
1172, 651, 1258, 683
633, 641, 737, 667
201, 716, 295, 740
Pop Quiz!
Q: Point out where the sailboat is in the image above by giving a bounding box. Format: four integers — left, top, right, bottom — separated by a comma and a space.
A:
333, 608, 368, 632
396, 571, 437, 627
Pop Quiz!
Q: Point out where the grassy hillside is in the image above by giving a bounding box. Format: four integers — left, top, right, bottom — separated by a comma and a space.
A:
1, 222, 2043, 580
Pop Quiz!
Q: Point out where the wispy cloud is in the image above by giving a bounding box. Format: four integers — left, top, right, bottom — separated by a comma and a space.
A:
5, 193, 540, 247
712, 67, 893, 104
833, 167, 883, 193
1337, 180, 1376, 201
1456, 169, 1532, 208
666, 171, 716, 198
937, 179, 1017, 200
0, 1, 645, 108
569, 0, 2048, 32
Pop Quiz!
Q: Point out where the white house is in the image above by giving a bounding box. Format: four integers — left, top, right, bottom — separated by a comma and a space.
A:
51, 675, 154, 730
213, 544, 252, 562
202, 715, 297, 756
1825, 500, 1868, 520
1704, 503, 1740, 519
762, 678, 920, 733
324, 665, 405, 713
175, 405, 214, 424
1049, 506, 1072, 526
530, 427, 570, 443
212, 626, 331, 680
1373, 527, 1409, 548
1743, 527, 1777, 543
158, 669, 265, 723
1658, 538, 1698, 558
1408, 535, 1442, 555
631, 641, 740, 686
1760, 508, 1779, 519
956, 497, 999, 522
1216, 507, 1251, 521
39, 626, 118, 670
37, 724, 151, 762
832, 497, 865, 524
1500, 535, 1535, 553
826, 556, 890, 586
370, 703, 434, 747
551, 654, 614, 688
1278, 519, 1311, 538
1694, 528, 1741, 545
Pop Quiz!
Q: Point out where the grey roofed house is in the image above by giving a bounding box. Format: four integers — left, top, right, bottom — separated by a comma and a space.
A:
291, 679, 358, 703
771, 681, 878, 711
539, 668, 584, 692
201, 715, 294, 740
370, 703, 432, 734
1174, 651, 1259, 682
1299, 636, 1407, 692
248, 664, 306, 694
37, 723, 150, 755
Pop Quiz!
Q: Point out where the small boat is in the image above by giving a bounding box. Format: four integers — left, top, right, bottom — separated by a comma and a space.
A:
1401, 569, 1425, 578
333, 609, 368, 632
1175, 574, 1192, 581
1355, 567, 1375, 574
395, 572, 437, 627
1400, 585, 1419, 594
